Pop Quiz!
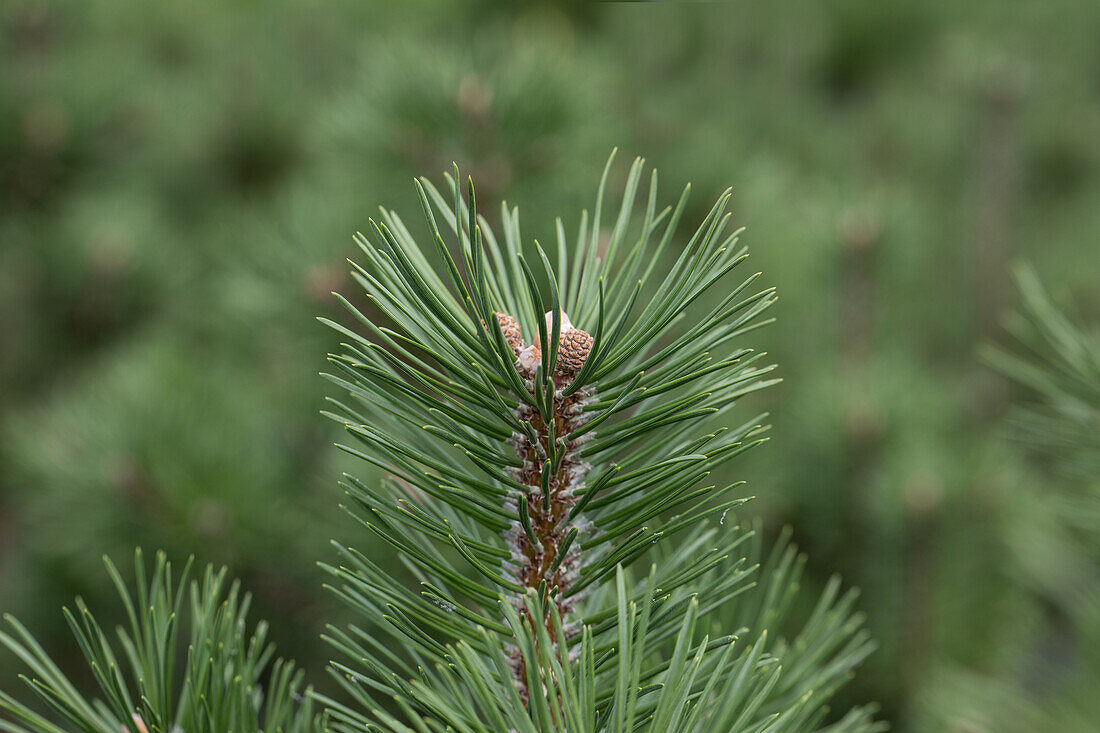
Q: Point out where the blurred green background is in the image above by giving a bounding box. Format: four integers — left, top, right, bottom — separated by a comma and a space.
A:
2, 1, 1098, 730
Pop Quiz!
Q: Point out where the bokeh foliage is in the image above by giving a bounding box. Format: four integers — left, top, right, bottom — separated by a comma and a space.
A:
2, 1, 1098, 731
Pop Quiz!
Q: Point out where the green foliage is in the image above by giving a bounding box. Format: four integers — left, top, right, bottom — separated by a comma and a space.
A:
321, 523, 882, 732
0, 549, 319, 733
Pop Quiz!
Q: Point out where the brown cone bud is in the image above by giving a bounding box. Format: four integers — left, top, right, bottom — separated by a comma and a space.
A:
494, 312, 524, 354
557, 328, 594, 376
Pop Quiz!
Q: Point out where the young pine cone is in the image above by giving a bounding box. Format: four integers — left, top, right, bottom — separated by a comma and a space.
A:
535, 310, 593, 377
556, 327, 594, 376
513, 309, 594, 378
495, 312, 524, 354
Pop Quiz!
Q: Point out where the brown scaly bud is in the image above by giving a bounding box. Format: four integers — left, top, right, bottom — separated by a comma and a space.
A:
557, 327, 594, 376
495, 312, 524, 354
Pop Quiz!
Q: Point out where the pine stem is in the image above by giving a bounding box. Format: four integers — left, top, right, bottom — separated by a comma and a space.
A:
503, 352, 594, 697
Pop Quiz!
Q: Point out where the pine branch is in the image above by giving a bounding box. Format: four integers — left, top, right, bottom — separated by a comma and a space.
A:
322, 153, 878, 731
0, 550, 319, 733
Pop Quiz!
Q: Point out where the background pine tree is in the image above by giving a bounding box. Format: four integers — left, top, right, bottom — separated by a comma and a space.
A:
917, 266, 1100, 732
